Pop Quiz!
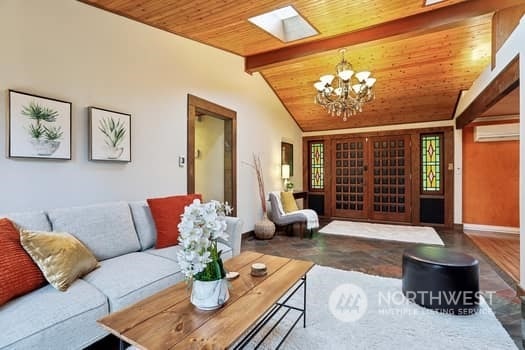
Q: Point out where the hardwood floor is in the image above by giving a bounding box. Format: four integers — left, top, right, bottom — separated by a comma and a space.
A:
465, 230, 520, 282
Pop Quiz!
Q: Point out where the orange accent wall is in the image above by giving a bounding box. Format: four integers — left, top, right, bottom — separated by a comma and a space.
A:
462, 123, 519, 227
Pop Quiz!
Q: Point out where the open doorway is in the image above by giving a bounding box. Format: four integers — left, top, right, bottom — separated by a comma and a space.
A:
462, 86, 520, 283
187, 94, 237, 215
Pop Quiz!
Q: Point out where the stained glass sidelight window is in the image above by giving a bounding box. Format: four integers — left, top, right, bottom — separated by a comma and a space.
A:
421, 134, 442, 193
310, 142, 324, 190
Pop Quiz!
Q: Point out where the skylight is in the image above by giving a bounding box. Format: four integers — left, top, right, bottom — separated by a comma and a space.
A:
248, 5, 318, 43
424, 0, 446, 6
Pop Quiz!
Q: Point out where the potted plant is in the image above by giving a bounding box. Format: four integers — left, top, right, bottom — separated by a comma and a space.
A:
98, 117, 127, 159
177, 199, 232, 310
22, 101, 63, 156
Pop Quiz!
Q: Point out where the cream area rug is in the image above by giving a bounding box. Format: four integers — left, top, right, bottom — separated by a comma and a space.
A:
319, 220, 444, 246
252, 265, 517, 350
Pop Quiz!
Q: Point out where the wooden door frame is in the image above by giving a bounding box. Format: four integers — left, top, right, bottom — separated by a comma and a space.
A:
187, 94, 237, 216
303, 126, 454, 227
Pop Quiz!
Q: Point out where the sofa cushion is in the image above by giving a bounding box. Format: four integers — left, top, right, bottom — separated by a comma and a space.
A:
0, 218, 46, 306
82, 252, 184, 311
21, 230, 99, 291
0, 279, 108, 350
147, 194, 201, 249
146, 242, 233, 262
47, 202, 141, 261
129, 201, 156, 250
0, 211, 51, 231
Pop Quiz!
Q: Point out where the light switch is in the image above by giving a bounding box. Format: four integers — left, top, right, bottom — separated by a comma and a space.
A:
179, 156, 185, 168
448, 163, 453, 170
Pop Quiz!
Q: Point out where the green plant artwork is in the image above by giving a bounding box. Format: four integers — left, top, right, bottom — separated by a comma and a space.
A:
89, 107, 130, 162
98, 117, 127, 159
43, 126, 64, 141
22, 101, 63, 156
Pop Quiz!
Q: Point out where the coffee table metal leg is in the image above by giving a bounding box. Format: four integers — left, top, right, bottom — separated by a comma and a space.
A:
235, 274, 308, 349
234, 304, 281, 349
303, 274, 307, 328
275, 275, 307, 349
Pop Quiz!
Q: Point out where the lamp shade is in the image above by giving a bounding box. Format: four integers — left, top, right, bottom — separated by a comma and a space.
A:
366, 77, 376, 87
352, 84, 363, 94
314, 81, 325, 91
355, 71, 371, 82
281, 164, 290, 179
338, 69, 354, 81
320, 74, 335, 85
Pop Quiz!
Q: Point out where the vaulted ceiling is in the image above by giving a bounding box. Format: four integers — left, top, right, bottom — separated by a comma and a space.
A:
81, 0, 523, 132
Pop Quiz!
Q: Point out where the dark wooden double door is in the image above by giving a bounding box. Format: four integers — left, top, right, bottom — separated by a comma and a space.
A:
332, 135, 411, 223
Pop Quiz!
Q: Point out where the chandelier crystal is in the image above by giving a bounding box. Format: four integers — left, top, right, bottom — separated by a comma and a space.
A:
313, 49, 376, 121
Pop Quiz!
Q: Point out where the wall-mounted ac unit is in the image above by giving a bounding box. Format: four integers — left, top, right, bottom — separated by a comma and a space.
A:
473, 123, 519, 142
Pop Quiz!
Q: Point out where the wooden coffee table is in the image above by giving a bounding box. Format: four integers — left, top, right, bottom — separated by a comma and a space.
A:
98, 251, 314, 349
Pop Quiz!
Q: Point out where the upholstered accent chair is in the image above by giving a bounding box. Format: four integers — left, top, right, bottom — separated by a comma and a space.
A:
268, 192, 319, 239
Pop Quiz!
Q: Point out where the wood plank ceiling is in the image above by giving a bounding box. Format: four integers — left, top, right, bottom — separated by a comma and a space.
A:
81, 0, 522, 132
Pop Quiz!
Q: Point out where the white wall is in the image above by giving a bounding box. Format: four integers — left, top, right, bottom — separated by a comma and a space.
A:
195, 115, 225, 202
0, 0, 303, 232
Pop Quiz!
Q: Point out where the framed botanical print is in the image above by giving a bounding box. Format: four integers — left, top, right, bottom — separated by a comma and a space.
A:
281, 141, 293, 177
8, 90, 72, 159
88, 107, 131, 162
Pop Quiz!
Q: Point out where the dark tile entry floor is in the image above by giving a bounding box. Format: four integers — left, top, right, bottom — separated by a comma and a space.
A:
242, 225, 523, 349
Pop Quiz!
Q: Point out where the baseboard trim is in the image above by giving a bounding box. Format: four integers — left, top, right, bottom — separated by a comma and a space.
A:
516, 284, 525, 298
241, 230, 254, 239
463, 223, 519, 235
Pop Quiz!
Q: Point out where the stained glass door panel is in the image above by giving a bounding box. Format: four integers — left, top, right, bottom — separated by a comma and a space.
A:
369, 135, 411, 222
332, 138, 367, 219
309, 142, 324, 190
421, 134, 442, 194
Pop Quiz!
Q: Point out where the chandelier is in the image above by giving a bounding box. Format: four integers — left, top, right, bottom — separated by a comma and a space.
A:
314, 49, 376, 121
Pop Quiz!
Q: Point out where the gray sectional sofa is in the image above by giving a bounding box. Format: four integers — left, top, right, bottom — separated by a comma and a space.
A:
0, 201, 243, 350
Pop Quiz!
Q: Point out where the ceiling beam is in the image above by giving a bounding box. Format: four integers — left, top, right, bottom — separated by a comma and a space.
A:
491, 4, 525, 69
245, 0, 525, 73
455, 57, 519, 129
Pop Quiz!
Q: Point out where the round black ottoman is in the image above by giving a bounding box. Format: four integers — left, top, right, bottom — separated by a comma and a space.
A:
402, 245, 480, 315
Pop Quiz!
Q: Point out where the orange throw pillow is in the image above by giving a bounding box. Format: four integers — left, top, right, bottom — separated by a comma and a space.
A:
147, 194, 202, 249
0, 218, 46, 305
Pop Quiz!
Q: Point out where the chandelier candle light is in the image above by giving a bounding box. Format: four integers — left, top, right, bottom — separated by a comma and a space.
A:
314, 49, 376, 121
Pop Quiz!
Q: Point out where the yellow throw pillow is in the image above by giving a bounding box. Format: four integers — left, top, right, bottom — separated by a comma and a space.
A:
281, 191, 299, 213
20, 230, 99, 292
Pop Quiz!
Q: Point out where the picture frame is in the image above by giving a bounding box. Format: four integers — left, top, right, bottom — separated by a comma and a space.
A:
88, 107, 131, 162
8, 90, 72, 160
281, 141, 293, 177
